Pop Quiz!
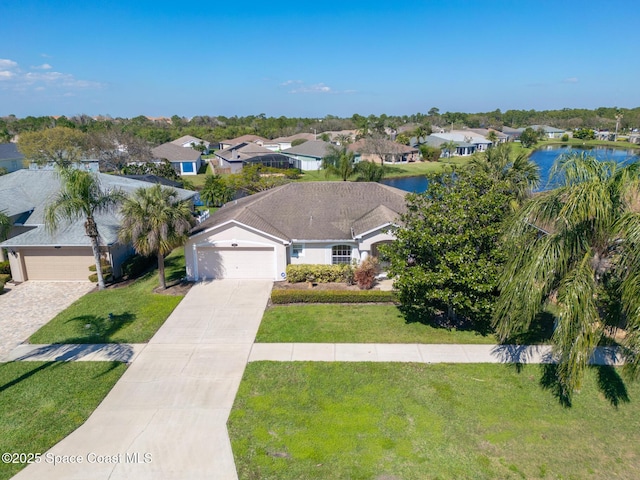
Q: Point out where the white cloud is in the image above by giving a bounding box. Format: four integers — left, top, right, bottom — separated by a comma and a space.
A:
284, 80, 354, 95
563, 77, 579, 84
0, 58, 104, 92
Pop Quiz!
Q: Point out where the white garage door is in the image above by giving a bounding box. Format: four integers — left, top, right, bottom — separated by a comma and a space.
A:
23, 247, 94, 281
197, 246, 274, 280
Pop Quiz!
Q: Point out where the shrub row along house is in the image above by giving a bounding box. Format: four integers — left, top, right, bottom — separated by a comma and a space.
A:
185, 182, 406, 281
0, 170, 196, 281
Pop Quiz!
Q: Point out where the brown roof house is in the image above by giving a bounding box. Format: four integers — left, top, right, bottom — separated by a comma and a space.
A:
185, 182, 407, 280
214, 142, 293, 173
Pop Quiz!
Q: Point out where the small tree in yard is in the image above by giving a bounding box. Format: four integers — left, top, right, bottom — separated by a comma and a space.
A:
354, 257, 379, 289
45, 169, 125, 290
119, 184, 195, 289
383, 170, 512, 330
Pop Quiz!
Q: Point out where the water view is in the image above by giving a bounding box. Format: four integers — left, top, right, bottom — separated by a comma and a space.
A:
382, 145, 640, 193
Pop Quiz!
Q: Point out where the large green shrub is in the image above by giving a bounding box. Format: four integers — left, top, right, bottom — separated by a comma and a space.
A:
122, 254, 154, 278
0, 273, 10, 284
271, 289, 396, 304
0, 260, 10, 275
286, 264, 354, 283
0, 280, 4, 294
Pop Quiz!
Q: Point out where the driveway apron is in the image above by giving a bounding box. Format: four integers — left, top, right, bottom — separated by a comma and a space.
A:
14, 279, 273, 480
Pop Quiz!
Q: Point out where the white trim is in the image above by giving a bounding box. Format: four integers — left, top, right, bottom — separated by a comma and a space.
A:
192, 219, 289, 245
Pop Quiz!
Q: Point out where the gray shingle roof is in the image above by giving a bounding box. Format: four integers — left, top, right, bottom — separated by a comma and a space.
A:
216, 142, 285, 163
0, 170, 196, 247
170, 135, 210, 148
192, 182, 407, 242
281, 140, 334, 159
151, 143, 201, 162
0, 143, 24, 161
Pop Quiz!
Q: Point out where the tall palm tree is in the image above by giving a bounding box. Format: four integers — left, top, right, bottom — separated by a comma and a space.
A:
45, 169, 125, 290
441, 140, 457, 158
468, 142, 539, 205
119, 184, 195, 289
486, 130, 499, 146
493, 152, 640, 400
322, 145, 357, 181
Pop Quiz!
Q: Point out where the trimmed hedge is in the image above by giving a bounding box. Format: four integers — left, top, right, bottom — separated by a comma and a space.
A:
271, 289, 397, 304
0, 260, 10, 275
0, 273, 10, 284
286, 264, 354, 284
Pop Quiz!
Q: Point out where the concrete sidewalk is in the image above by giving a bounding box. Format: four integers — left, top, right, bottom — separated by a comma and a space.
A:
249, 343, 624, 366
14, 280, 273, 480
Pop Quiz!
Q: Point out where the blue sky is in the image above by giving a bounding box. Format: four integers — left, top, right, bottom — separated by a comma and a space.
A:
1, 0, 637, 118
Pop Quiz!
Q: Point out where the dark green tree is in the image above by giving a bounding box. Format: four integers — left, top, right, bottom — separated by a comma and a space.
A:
355, 161, 386, 182
200, 174, 235, 207
519, 127, 539, 148
385, 170, 512, 330
322, 146, 357, 181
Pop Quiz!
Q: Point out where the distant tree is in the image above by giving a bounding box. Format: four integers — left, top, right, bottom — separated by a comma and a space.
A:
355, 161, 386, 182
200, 174, 234, 207
519, 127, 539, 148
18, 127, 88, 167
86, 130, 152, 171
45, 169, 125, 290
360, 134, 403, 164
428, 107, 440, 118
395, 133, 410, 145
334, 133, 352, 146
226, 164, 291, 194
291, 138, 308, 147
319, 133, 331, 142
413, 124, 431, 143
119, 185, 195, 289
486, 130, 499, 145
121, 160, 181, 182
419, 145, 442, 162
441, 140, 457, 158
322, 145, 357, 181
384, 170, 512, 330
573, 128, 596, 140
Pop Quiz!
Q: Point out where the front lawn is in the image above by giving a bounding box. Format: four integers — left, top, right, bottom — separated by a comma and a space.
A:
0, 361, 126, 480
229, 362, 640, 480
29, 248, 186, 344
256, 304, 497, 344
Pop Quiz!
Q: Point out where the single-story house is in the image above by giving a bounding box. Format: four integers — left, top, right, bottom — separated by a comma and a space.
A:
170, 135, 211, 154
263, 133, 317, 152
0, 143, 24, 173
185, 182, 407, 281
519, 125, 566, 139
0, 170, 196, 281
467, 128, 509, 144
218, 135, 267, 150
349, 139, 420, 163
214, 142, 293, 173
429, 131, 492, 153
281, 140, 334, 171
151, 142, 203, 175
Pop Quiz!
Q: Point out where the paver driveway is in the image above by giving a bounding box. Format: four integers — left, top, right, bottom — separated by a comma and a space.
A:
0, 281, 95, 361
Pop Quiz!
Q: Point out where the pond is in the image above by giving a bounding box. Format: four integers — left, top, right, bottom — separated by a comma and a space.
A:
381, 145, 640, 193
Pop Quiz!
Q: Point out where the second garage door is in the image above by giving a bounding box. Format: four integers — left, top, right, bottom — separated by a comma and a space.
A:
197, 246, 275, 280
22, 247, 94, 281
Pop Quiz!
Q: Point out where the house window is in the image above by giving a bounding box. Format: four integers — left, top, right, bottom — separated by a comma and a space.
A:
332, 245, 352, 265
182, 162, 194, 173
292, 244, 304, 258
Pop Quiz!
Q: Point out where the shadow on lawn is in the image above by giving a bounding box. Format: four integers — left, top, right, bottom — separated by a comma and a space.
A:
64, 313, 136, 344
0, 362, 60, 393
539, 363, 630, 408
399, 305, 494, 337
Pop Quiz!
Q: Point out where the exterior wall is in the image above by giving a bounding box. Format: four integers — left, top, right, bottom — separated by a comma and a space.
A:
108, 242, 135, 278
284, 154, 322, 171
7, 250, 27, 282
177, 158, 202, 175
288, 242, 360, 266
0, 158, 24, 173
185, 223, 287, 281
217, 157, 243, 174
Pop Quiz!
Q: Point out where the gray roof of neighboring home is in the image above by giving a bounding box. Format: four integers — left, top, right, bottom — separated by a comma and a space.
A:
516, 125, 565, 133
191, 182, 407, 242
281, 140, 334, 159
216, 142, 284, 162
151, 143, 201, 162
0, 170, 196, 247
421, 135, 448, 147
170, 135, 210, 147
219, 134, 267, 145
0, 143, 24, 161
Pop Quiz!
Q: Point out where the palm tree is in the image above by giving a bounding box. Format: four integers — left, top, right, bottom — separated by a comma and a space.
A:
486, 130, 499, 146
45, 169, 125, 290
322, 146, 357, 181
413, 124, 429, 145
334, 133, 352, 146
441, 140, 457, 158
355, 161, 386, 182
468, 142, 539, 205
493, 152, 640, 401
200, 174, 234, 207
119, 184, 195, 289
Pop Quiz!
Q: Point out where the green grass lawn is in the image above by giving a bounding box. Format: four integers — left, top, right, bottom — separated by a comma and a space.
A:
229, 362, 640, 480
29, 248, 186, 344
0, 361, 126, 480
256, 305, 498, 344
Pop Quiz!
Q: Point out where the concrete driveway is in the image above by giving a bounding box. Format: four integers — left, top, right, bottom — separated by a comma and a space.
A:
14, 279, 273, 480
0, 281, 95, 361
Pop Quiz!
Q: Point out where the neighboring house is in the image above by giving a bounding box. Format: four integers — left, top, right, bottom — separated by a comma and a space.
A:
501, 126, 521, 141
518, 125, 566, 139
0, 143, 25, 173
281, 140, 334, 171
214, 142, 292, 173
263, 133, 316, 152
185, 182, 407, 281
170, 135, 211, 154
0, 170, 196, 282
467, 128, 509, 144
349, 139, 420, 163
151, 142, 203, 175
430, 131, 492, 154
218, 135, 267, 150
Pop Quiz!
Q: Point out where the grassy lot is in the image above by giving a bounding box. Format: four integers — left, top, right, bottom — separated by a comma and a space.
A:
256, 305, 498, 344
229, 362, 640, 480
29, 248, 186, 344
0, 361, 126, 480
